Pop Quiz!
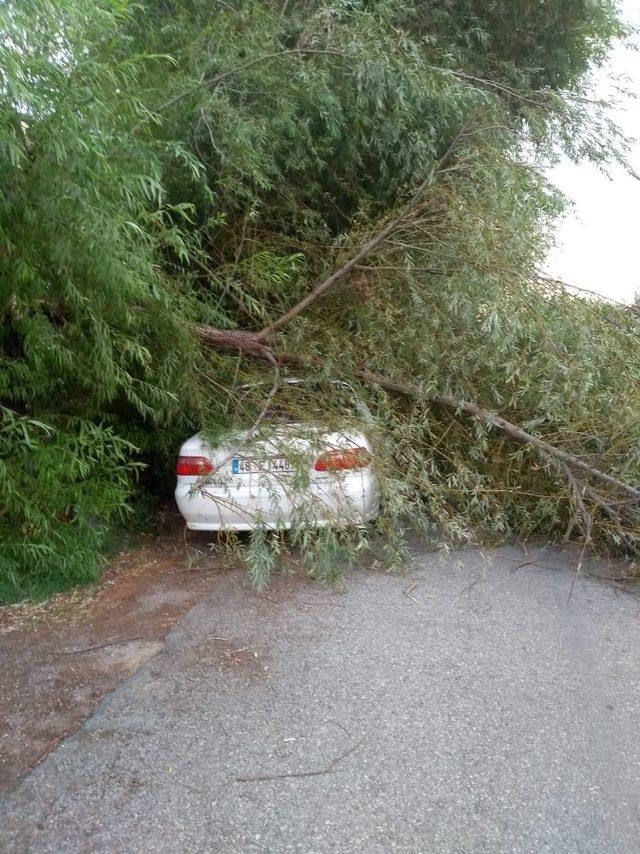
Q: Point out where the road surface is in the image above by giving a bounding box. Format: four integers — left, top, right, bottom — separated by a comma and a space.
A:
1, 544, 639, 853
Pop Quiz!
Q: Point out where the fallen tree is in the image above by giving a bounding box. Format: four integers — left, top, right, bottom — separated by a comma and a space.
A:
2, 0, 639, 599
196, 300, 640, 511
193, 158, 640, 513
194, 303, 640, 582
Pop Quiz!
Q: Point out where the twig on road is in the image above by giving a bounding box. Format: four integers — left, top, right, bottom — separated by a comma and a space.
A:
58, 636, 148, 656
509, 559, 537, 574
403, 580, 427, 607
232, 736, 365, 783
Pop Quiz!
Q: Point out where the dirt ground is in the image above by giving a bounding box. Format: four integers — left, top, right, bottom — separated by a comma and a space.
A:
0, 515, 222, 795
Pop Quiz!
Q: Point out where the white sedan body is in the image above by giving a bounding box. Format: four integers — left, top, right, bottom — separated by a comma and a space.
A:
175, 425, 379, 531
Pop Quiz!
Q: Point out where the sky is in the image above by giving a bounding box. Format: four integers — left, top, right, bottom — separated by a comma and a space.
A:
546, 0, 640, 304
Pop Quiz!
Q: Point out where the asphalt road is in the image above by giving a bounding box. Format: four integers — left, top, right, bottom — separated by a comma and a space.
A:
2, 544, 640, 853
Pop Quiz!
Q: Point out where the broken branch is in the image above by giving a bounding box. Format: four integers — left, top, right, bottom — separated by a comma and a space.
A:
194, 323, 640, 507
428, 393, 640, 503
254, 122, 471, 342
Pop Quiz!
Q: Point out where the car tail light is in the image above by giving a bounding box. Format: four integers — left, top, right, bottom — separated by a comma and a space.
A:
314, 447, 371, 472
176, 456, 214, 476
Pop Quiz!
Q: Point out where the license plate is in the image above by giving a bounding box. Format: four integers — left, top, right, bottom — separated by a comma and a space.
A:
231, 457, 294, 475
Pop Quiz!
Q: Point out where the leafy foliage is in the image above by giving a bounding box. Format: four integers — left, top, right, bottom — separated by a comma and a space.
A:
0, 0, 208, 598
1, 0, 637, 599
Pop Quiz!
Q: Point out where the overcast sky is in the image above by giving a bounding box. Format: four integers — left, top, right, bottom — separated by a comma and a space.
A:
546, 0, 640, 303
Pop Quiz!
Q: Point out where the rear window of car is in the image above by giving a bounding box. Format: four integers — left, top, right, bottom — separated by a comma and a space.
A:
228, 382, 364, 427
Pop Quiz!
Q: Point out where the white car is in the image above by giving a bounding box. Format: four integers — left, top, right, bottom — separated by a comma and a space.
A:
175, 380, 380, 531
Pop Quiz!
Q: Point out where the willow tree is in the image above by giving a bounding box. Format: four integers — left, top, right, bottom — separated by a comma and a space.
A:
2, 0, 638, 599
0, 0, 209, 599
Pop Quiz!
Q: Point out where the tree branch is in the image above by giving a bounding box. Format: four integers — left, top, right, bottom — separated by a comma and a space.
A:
194, 326, 640, 505
537, 274, 638, 309
254, 121, 472, 342
154, 49, 348, 117
188, 253, 249, 314
428, 393, 640, 503
561, 462, 591, 543
194, 325, 275, 360
582, 485, 640, 557
425, 65, 549, 109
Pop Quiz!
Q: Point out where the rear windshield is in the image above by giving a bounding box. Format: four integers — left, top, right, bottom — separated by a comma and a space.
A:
228, 382, 364, 428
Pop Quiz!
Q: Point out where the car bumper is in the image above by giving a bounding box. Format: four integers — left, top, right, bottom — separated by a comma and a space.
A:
175, 471, 380, 531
